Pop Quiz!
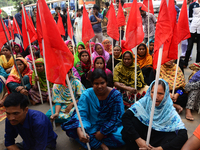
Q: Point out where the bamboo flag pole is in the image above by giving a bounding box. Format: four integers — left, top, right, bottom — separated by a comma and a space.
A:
89, 40, 93, 63
146, 46, 163, 145
147, 0, 150, 50
13, 15, 24, 49
172, 42, 182, 96
21, 3, 44, 104
0, 15, 30, 104
66, 74, 91, 150
120, 27, 122, 47
37, 1, 56, 129
134, 47, 137, 101
112, 39, 114, 74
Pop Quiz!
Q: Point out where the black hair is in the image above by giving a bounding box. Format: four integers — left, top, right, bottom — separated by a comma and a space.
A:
114, 45, 122, 51
78, 44, 85, 49
152, 80, 166, 92
122, 51, 133, 60
4, 45, 11, 51
81, 6, 83, 12
33, 7, 37, 11
4, 93, 29, 109
105, 2, 110, 7
32, 40, 39, 46
93, 4, 100, 11
91, 68, 107, 83
16, 53, 23, 57
79, 50, 89, 57
55, 6, 61, 10
94, 56, 105, 65
116, 0, 124, 6
77, 8, 82, 12
35, 50, 40, 58
63, 8, 67, 13
19, 7, 22, 11
137, 43, 147, 51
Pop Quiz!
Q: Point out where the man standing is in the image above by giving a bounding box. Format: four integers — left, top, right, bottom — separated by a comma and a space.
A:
14, 7, 22, 32
31, 7, 37, 28
90, 5, 103, 43
74, 9, 83, 43
140, 7, 156, 44
4, 93, 57, 150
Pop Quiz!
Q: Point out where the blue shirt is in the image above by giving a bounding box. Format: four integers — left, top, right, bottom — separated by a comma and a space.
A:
5, 109, 57, 150
90, 13, 103, 33
14, 12, 22, 32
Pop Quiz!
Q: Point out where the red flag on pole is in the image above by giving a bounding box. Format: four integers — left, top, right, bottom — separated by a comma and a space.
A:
22, 6, 37, 50
8, 18, 14, 40
57, 13, 65, 36
37, 0, 74, 86
143, 0, 154, 14
67, 10, 73, 39
153, 0, 172, 69
82, 4, 95, 44
124, 0, 144, 49
106, 2, 119, 41
177, 0, 191, 44
117, 1, 126, 27
0, 17, 11, 49
13, 17, 22, 35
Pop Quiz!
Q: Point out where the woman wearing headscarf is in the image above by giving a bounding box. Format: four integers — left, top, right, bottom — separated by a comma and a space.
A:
113, 51, 147, 107
29, 58, 53, 105
6, 57, 33, 96
92, 43, 110, 63
46, 69, 85, 123
25, 45, 39, 70
74, 42, 85, 67
160, 59, 187, 113
121, 79, 188, 150
13, 43, 23, 55
106, 46, 122, 72
64, 40, 72, 47
75, 50, 92, 88
185, 70, 200, 121
102, 39, 112, 55
188, 62, 200, 80
85, 41, 95, 54
137, 43, 155, 85
146, 38, 154, 55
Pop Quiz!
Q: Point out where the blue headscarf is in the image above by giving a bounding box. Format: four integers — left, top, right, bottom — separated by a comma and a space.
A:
189, 70, 200, 83
129, 79, 186, 132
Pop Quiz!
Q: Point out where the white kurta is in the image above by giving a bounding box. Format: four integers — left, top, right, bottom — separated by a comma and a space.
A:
74, 16, 83, 43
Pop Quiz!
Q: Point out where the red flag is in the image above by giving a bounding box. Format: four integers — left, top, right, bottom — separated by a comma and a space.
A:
106, 2, 119, 41
57, 13, 65, 36
124, 0, 144, 49
8, 18, 14, 40
22, 6, 37, 50
177, 0, 191, 44
82, 4, 95, 44
0, 17, 11, 49
153, 0, 171, 69
13, 17, 22, 35
67, 10, 73, 39
143, 0, 154, 14
117, 1, 126, 27
37, 0, 74, 86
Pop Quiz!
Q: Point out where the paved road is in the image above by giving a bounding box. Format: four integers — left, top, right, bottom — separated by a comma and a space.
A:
0, 42, 199, 150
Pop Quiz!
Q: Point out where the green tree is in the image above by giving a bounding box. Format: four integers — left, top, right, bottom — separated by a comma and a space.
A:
13, 0, 37, 11
1, 9, 8, 18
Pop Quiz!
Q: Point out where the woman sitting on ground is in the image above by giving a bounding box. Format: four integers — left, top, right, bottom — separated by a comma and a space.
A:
185, 70, 200, 121
62, 69, 125, 150
74, 42, 85, 67
102, 39, 112, 55
46, 69, 85, 123
75, 50, 92, 88
65, 40, 72, 47
160, 59, 187, 113
29, 58, 53, 105
107, 46, 122, 72
137, 43, 154, 85
113, 51, 147, 107
25, 45, 38, 70
147, 39, 154, 56
121, 79, 188, 150
1, 45, 14, 73
6, 57, 33, 96
92, 43, 110, 64
13, 43, 23, 55
88, 56, 113, 87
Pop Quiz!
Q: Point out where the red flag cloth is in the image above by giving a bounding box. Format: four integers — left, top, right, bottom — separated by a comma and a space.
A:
8, 19, 14, 40
106, 2, 119, 41
22, 6, 37, 50
57, 13, 65, 36
13, 17, 22, 35
37, 0, 74, 86
82, 4, 95, 44
67, 10, 73, 39
0, 18, 11, 49
117, 1, 126, 27
177, 0, 191, 44
143, 0, 154, 14
124, 0, 144, 49
153, 0, 172, 69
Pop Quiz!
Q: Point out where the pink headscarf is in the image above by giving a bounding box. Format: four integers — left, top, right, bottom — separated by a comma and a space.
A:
92, 43, 110, 63
13, 43, 23, 54
64, 40, 72, 46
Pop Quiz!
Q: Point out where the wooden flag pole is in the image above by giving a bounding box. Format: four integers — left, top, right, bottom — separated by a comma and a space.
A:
134, 47, 137, 101
89, 40, 93, 63
120, 27, 122, 47
0, 15, 30, 105
172, 42, 182, 96
147, 0, 150, 50
112, 39, 114, 73
21, 3, 44, 104
66, 74, 91, 150
146, 46, 163, 145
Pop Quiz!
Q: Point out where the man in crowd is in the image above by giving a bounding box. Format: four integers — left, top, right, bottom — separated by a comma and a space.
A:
140, 7, 156, 44
74, 8, 83, 43
31, 7, 37, 28
90, 4, 103, 43
14, 7, 22, 32
4, 93, 57, 150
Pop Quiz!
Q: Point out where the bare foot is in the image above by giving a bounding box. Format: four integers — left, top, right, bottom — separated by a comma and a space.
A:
185, 108, 194, 121
100, 143, 109, 150
173, 104, 183, 114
